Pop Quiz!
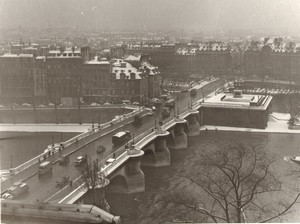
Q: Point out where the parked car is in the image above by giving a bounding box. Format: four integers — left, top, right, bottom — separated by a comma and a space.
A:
2, 181, 29, 200
74, 155, 87, 166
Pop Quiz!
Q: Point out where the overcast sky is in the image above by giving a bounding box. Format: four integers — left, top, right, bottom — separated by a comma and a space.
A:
1, 0, 300, 34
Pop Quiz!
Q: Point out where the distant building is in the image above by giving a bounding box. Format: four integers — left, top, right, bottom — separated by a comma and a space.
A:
82, 57, 111, 104
110, 44, 126, 59
34, 56, 47, 104
126, 43, 176, 73
110, 59, 149, 103
244, 37, 300, 82
124, 54, 161, 99
0, 54, 35, 104
125, 42, 239, 77
45, 49, 83, 105
200, 90, 272, 129
175, 42, 232, 76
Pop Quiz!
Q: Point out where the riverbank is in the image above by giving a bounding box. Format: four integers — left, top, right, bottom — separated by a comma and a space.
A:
200, 113, 300, 134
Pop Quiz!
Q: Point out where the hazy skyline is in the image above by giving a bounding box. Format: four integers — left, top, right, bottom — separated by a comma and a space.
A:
1, 0, 300, 35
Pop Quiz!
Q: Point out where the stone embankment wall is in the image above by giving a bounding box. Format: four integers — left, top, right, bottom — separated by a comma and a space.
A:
0, 107, 130, 124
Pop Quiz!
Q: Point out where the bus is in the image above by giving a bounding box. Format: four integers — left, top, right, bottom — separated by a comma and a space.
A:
112, 131, 131, 146
165, 98, 175, 108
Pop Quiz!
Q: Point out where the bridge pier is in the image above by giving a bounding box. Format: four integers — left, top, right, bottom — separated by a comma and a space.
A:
108, 145, 145, 194
187, 110, 200, 136
154, 135, 171, 167
173, 117, 188, 150
141, 129, 170, 167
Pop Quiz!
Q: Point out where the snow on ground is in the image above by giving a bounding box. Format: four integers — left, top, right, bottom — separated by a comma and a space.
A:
0, 123, 91, 133
270, 112, 291, 121
200, 119, 300, 134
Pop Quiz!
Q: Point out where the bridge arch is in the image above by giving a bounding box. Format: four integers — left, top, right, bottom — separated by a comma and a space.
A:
141, 148, 156, 165
108, 175, 128, 193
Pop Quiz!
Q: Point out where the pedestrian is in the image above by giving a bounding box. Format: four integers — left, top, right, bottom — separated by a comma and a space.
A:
38, 157, 41, 163
113, 153, 116, 159
44, 154, 47, 161
69, 180, 73, 187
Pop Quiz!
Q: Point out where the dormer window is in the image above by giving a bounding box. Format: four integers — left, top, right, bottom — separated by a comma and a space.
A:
130, 73, 135, 80
120, 73, 125, 80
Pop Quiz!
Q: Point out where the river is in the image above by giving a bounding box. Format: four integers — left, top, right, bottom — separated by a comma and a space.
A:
2, 131, 300, 223
0, 132, 79, 170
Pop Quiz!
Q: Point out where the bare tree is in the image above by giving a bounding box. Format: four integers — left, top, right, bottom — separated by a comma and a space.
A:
159, 143, 300, 223
80, 158, 110, 211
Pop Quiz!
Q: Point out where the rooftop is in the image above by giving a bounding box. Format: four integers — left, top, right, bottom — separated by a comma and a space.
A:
112, 59, 142, 80
85, 56, 110, 65
202, 91, 272, 110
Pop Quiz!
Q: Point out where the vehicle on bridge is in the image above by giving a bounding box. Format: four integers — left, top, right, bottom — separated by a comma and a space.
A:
58, 155, 70, 166
161, 107, 171, 118
38, 161, 53, 176
2, 181, 29, 200
112, 131, 131, 146
74, 155, 87, 167
56, 176, 70, 188
165, 98, 175, 108
96, 145, 106, 154
133, 115, 142, 127
190, 88, 197, 97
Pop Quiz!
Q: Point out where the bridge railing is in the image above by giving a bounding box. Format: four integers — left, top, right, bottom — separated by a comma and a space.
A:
11, 107, 146, 176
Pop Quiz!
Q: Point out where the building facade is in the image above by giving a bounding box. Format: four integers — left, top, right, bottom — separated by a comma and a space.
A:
200, 90, 272, 129
82, 57, 111, 104
45, 50, 83, 105
244, 38, 300, 82
0, 54, 35, 104
110, 59, 149, 103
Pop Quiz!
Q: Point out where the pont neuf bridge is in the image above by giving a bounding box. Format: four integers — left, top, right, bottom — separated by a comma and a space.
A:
1, 79, 221, 224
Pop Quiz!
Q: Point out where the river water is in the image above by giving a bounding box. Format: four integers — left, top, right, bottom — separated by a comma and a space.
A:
0, 132, 79, 170
2, 131, 300, 223
106, 131, 300, 224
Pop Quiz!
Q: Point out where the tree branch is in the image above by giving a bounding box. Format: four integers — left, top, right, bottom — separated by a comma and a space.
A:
259, 193, 300, 223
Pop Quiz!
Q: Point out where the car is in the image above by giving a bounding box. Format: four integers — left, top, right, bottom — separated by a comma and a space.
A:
22, 103, 32, 107
74, 155, 87, 166
106, 158, 115, 165
91, 102, 100, 106
2, 193, 14, 200
58, 155, 70, 166
147, 110, 155, 116
3, 181, 29, 199
132, 101, 140, 106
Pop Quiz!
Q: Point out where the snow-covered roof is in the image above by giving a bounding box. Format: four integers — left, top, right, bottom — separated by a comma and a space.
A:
1, 53, 33, 58
85, 56, 110, 65
202, 92, 272, 110
124, 55, 141, 61
112, 59, 142, 80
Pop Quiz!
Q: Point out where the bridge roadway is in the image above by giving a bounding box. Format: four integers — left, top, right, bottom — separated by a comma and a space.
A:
1, 78, 223, 204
